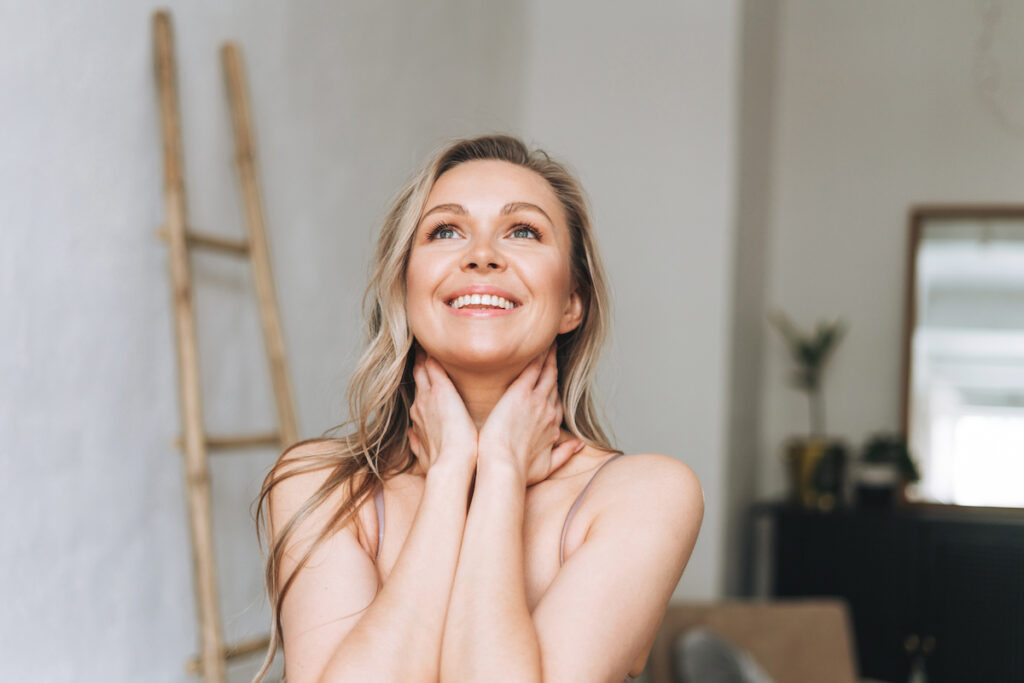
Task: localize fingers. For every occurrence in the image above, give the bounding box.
[413,349,458,393]
[423,354,455,390]
[514,353,545,389]
[513,341,557,392]
[535,342,559,394]
[412,347,430,391]
[407,426,423,457]
[550,438,585,472]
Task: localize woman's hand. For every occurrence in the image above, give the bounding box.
[477,342,584,486]
[408,347,479,477]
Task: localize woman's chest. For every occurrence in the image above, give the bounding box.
[356,463,648,679]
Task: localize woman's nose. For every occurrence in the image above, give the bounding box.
[460,236,506,271]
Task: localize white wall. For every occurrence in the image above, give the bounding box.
[519,0,741,599]
[0,1,527,680]
[757,0,1024,497]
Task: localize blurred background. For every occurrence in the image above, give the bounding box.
[3,1,1024,681]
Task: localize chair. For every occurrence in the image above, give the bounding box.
[646,599,861,683]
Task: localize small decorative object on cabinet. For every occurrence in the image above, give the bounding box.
[769,310,847,510]
[853,433,920,509]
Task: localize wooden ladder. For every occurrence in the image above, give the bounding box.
[152,10,298,682]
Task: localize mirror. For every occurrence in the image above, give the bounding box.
[902,206,1024,508]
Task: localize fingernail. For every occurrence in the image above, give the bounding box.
[574,441,585,453]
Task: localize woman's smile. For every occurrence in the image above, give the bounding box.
[444,285,521,316]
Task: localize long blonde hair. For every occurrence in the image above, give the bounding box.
[251,134,614,681]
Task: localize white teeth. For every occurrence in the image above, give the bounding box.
[448,294,518,310]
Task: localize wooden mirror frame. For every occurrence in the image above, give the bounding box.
[900,204,1024,512]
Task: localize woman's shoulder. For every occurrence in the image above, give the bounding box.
[557,448,704,580]
[267,438,380,551]
[587,450,704,521]
[271,439,352,504]
[596,450,701,490]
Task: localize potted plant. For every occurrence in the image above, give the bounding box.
[769,310,847,510]
[855,433,920,508]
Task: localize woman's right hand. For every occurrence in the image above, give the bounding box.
[408,347,478,476]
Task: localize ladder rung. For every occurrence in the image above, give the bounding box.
[185,634,270,675]
[158,226,251,255]
[174,432,281,451]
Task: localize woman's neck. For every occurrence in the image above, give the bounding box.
[406,359,592,481]
[444,364,523,429]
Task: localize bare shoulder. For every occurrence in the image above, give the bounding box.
[270,440,345,517]
[599,451,704,516]
[268,439,373,552]
[565,450,704,560]
[581,451,705,560]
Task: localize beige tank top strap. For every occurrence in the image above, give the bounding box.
[559,452,627,566]
[373,485,385,563]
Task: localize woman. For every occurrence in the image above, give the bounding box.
[253,135,703,683]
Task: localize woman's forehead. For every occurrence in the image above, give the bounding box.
[425,160,565,223]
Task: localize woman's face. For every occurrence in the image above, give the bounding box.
[405,159,583,373]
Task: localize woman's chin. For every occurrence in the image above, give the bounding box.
[427,344,544,374]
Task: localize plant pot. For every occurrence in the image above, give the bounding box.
[784,436,848,511]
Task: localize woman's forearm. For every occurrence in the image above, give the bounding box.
[317,461,473,683]
[439,458,541,682]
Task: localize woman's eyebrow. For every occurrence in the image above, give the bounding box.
[501,202,553,224]
[421,203,466,220]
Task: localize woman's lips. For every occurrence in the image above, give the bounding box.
[443,286,522,317]
[443,286,521,307]
[444,303,518,317]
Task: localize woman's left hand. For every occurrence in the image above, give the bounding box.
[477,342,584,486]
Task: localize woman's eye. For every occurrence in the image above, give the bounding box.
[428,225,458,240]
[511,225,540,239]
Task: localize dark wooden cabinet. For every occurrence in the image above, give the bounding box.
[755,505,1024,683]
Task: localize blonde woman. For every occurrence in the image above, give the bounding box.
[253,135,703,683]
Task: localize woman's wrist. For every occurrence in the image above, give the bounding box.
[425,452,477,487]
[475,452,527,490]
[476,437,517,464]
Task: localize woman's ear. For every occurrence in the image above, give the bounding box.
[558,289,584,334]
